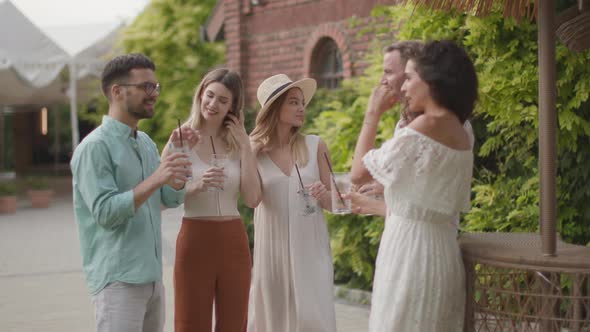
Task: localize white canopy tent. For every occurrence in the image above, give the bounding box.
[0,0,122,159]
[0,0,70,106]
[67,22,124,149]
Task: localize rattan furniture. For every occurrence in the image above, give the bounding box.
[460,233,590,331]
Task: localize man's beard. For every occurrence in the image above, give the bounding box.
[126,98,155,119]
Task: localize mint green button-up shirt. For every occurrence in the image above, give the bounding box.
[71,116,185,295]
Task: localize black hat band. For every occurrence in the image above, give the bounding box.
[264,82,292,105]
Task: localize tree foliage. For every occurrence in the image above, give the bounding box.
[122,0,224,149]
[306,5,590,289]
[80,0,224,150]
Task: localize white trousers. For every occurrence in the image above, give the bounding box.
[91,281,165,332]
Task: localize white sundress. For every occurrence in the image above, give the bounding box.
[248,135,337,332]
[363,127,473,332]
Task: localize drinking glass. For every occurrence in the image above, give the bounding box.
[330,172,351,214]
[168,142,193,183]
[297,187,318,217]
[207,153,227,192]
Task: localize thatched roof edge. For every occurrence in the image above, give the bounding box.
[390,0,538,21]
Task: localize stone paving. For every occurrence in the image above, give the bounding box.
[0,188,369,331]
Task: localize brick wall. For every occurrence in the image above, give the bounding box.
[221,0,397,107]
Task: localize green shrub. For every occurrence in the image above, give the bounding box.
[78,0,225,152]
[0,181,16,196]
[26,176,50,190]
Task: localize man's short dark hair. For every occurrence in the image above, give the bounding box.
[101,53,156,98]
[384,40,424,66]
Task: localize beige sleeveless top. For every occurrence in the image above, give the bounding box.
[183,151,241,218]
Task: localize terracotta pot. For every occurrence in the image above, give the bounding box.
[0,195,17,214]
[28,190,53,208]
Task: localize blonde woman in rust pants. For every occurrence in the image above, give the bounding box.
[162,68,261,332]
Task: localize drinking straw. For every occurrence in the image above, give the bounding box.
[323,152,346,206]
[177,119,184,147]
[209,136,217,154]
[294,163,305,190]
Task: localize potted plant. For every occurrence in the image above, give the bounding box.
[0,181,17,214]
[26,176,53,208]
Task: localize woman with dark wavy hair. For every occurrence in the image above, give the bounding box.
[350,40,478,331]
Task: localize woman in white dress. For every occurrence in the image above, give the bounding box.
[248,74,337,332]
[349,119,474,220]
[350,40,478,331]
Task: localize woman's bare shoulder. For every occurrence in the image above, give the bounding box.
[407,115,471,151]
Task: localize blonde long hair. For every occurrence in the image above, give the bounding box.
[186,68,244,154]
[250,88,309,167]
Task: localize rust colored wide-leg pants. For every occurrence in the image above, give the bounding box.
[174,218,251,332]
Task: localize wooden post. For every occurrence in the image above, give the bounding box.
[539,0,557,257]
[538,0,559,329]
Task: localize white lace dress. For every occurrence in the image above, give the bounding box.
[248,135,337,332]
[363,127,473,331]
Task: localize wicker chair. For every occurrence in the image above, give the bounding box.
[460,233,590,331]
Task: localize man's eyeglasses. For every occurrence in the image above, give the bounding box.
[119,82,161,96]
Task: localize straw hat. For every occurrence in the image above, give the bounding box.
[256,74,317,118]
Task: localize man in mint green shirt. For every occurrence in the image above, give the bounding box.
[71,53,198,332]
